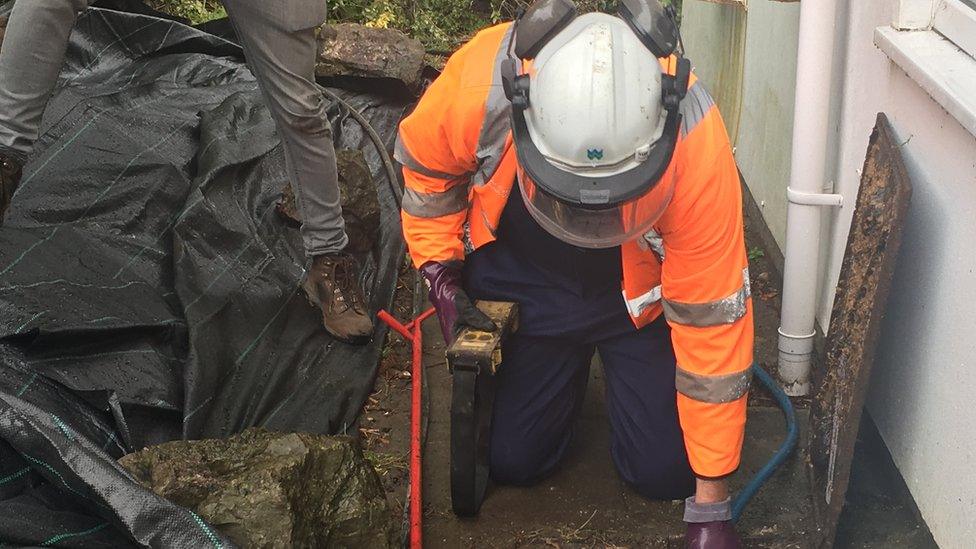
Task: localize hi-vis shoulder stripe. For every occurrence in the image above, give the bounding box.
[663,267,751,327]
[473,24,518,187]
[679,82,715,138]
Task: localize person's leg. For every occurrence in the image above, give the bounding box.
[0,0,91,163]
[220,1,372,342]
[599,317,696,500]
[489,333,593,485]
[220,0,346,255]
[0,0,91,223]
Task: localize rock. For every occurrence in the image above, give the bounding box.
[0,15,7,49]
[336,149,382,254]
[316,23,425,92]
[119,428,397,549]
[276,149,380,254]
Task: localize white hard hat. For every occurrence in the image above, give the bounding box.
[502,0,689,248]
[527,13,667,177]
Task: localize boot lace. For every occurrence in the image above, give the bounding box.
[327,254,367,314]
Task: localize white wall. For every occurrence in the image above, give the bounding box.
[684,0,976,546]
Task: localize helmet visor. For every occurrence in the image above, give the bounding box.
[517,166,675,249]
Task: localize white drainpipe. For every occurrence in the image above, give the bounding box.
[778,0,845,396]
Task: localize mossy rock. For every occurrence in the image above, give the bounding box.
[120,428,397,548]
[316,23,425,92]
[275,149,380,254]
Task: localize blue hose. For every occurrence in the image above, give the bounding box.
[731,363,800,522]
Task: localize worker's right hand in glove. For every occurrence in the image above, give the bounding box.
[419,261,496,345]
[685,521,741,549]
[684,496,741,549]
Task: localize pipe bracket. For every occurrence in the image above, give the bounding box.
[787,186,844,207]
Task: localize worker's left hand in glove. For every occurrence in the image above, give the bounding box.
[419,261,496,345]
[684,497,741,549]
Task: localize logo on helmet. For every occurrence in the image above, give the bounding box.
[586,149,604,161]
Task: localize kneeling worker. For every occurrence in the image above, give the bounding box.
[396,0,752,546]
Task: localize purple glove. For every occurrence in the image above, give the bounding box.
[685,521,741,549]
[419,261,496,344]
[684,497,741,549]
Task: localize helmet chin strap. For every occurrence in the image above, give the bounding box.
[500,58,529,110]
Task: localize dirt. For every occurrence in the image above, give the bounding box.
[741,198,813,411]
[358,256,421,534]
[834,414,937,548]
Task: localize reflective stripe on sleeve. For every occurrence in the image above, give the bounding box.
[676,364,753,403]
[663,267,751,327]
[624,285,662,318]
[402,185,469,218]
[395,135,467,181]
[642,229,665,260]
[679,82,715,138]
[472,25,517,187]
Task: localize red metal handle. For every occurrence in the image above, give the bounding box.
[378,307,436,549]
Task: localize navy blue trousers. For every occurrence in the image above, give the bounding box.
[465,232,696,501]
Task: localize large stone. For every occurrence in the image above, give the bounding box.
[119,428,397,549]
[316,23,425,92]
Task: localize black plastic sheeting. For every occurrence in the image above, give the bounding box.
[0,7,409,547]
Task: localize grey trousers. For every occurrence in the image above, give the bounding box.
[0,0,347,255]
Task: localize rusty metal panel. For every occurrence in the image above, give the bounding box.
[807,114,913,548]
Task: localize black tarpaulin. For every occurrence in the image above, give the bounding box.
[0,7,408,547]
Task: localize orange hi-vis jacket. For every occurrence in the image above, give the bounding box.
[395,23,753,478]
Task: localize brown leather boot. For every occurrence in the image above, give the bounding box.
[302,252,374,343]
[1,153,22,225]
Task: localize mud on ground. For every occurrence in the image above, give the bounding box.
[360,255,419,530]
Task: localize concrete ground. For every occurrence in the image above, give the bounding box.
[364,206,935,547]
[416,356,813,548]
